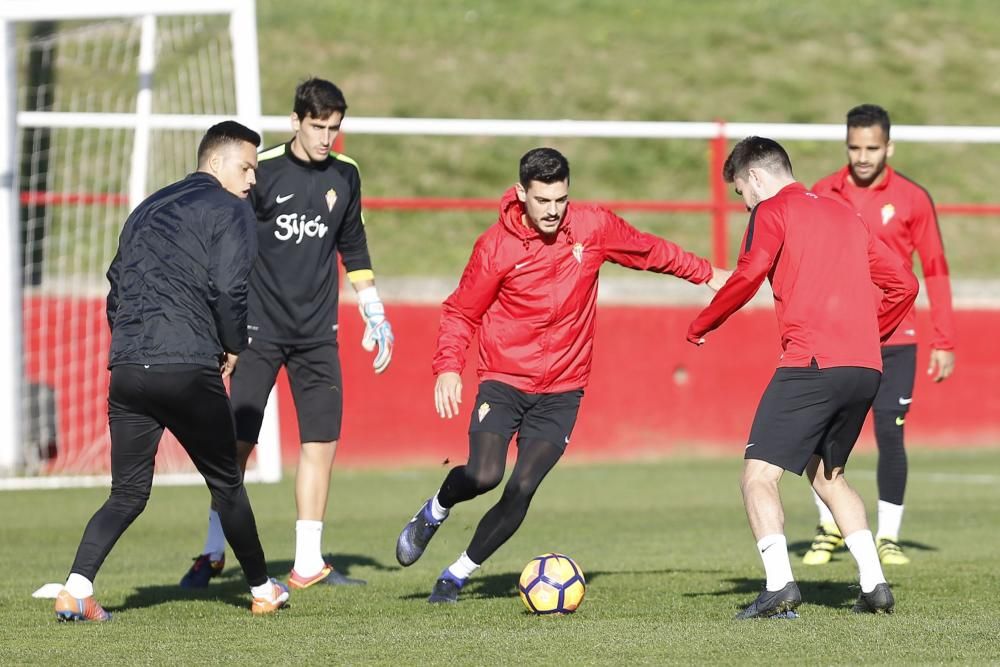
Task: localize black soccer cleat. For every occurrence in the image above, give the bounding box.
[735,581,802,620]
[427,576,462,604]
[179,553,225,588]
[852,582,895,614]
[396,499,445,566]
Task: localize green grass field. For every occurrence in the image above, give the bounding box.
[4,448,1000,665]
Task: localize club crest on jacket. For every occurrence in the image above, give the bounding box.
[572,243,584,264]
[881,203,895,225]
[325,188,337,212]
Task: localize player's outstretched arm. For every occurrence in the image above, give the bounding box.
[866,233,919,342]
[434,371,463,419]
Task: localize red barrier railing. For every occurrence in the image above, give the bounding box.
[20,128,1000,269]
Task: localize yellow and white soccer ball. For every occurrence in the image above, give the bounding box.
[518,553,586,614]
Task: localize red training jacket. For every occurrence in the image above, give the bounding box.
[433,186,713,393]
[813,165,955,350]
[687,183,918,371]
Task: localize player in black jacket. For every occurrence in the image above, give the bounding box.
[55,121,289,621]
[181,79,393,590]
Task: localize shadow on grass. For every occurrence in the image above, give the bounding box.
[108,552,389,613]
[262,552,395,579]
[690,577,905,613]
[110,580,250,613]
[400,568,725,601]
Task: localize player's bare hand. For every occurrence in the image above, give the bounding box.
[220,352,238,378]
[707,267,732,292]
[434,372,463,419]
[685,330,706,347]
[927,348,955,383]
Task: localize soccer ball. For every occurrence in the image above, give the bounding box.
[518,553,586,615]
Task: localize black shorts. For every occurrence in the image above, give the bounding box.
[468,380,584,449]
[230,339,343,444]
[872,344,917,415]
[745,363,881,475]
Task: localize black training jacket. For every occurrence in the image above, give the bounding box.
[106,171,258,368]
[246,143,372,344]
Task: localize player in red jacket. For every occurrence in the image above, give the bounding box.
[394,147,728,603]
[803,104,956,567]
[688,137,917,618]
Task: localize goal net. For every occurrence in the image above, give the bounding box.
[1,0,280,487]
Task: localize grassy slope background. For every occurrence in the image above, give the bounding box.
[252,0,1000,277]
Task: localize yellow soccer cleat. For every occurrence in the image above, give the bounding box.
[802,521,844,565]
[877,537,911,565]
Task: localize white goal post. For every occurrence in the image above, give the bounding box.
[0,0,281,487]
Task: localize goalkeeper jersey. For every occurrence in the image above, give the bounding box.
[247,143,372,344]
[812,165,955,350]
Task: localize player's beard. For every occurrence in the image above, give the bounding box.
[850,156,887,187]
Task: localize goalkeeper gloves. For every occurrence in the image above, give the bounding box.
[357,286,394,374]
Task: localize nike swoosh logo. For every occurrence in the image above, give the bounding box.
[898,397,913,405]
[515,262,530,270]
[276,193,294,203]
[896,416,906,426]
[745,443,755,450]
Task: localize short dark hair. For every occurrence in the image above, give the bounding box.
[293,77,348,120]
[722,136,793,183]
[197,120,261,165]
[519,147,570,187]
[846,103,891,139]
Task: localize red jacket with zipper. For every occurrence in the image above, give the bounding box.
[432,186,713,393]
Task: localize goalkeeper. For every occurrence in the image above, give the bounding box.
[181,78,393,590]
[394,147,727,603]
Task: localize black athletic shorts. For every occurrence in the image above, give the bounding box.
[468,380,584,449]
[745,361,881,475]
[230,339,343,444]
[872,344,917,415]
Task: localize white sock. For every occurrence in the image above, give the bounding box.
[844,529,886,593]
[203,510,226,560]
[250,579,275,600]
[756,534,794,591]
[445,551,480,582]
[812,489,836,526]
[430,493,450,522]
[876,500,904,541]
[64,573,94,599]
[293,520,325,577]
